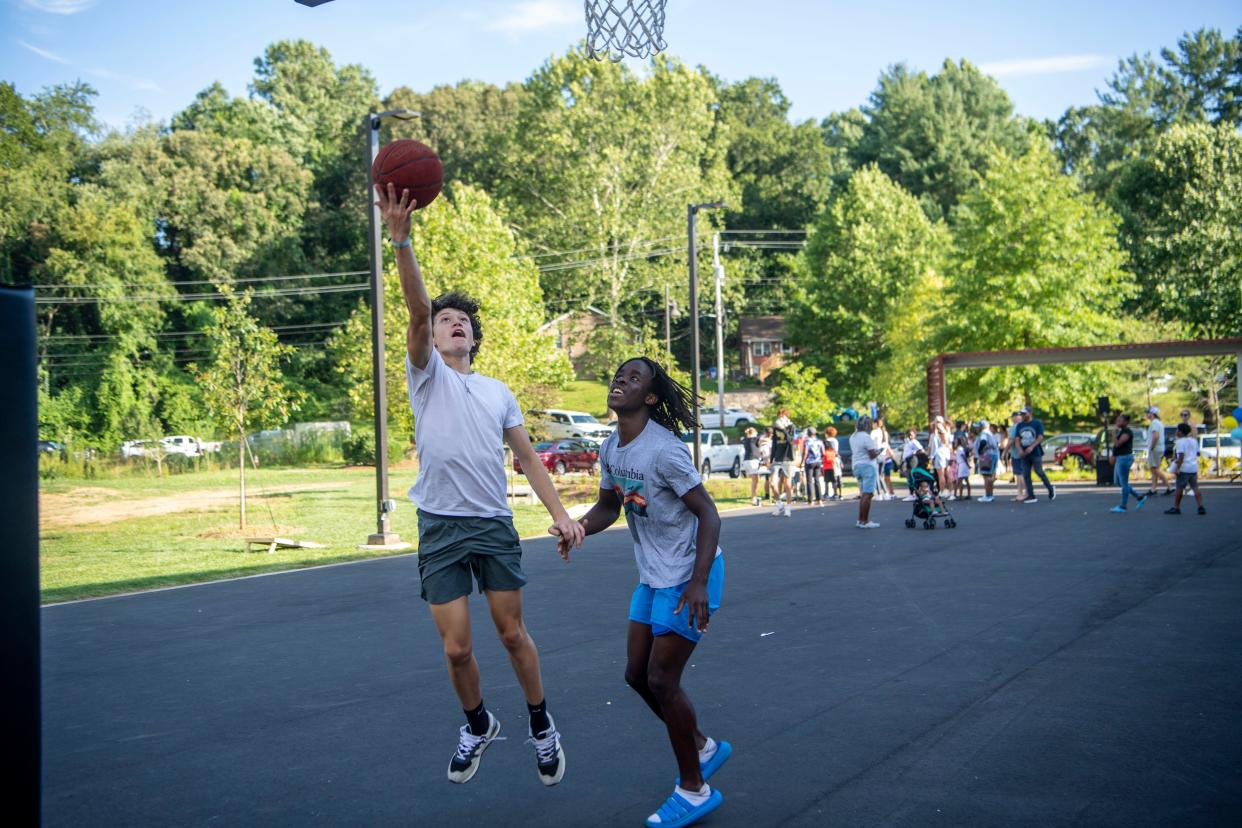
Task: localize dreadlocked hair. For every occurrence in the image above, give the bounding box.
[626,357,701,435]
[431,291,483,362]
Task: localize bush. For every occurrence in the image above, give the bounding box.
[343,428,411,466]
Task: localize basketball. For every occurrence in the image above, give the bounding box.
[371,139,443,210]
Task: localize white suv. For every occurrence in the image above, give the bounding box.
[532,409,615,441]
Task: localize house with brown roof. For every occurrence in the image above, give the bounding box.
[739,316,795,381]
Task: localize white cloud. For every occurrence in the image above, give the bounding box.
[17,39,69,63]
[484,0,579,33]
[979,54,1112,78]
[20,0,97,14]
[89,67,161,92]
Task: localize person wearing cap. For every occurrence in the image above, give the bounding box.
[1014,407,1056,503]
[1007,411,1029,502]
[1144,407,1173,496]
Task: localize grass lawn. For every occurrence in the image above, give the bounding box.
[39,465,754,604]
[554,379,612,419]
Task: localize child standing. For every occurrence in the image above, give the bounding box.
[953,436,972,500]
[565,357,730,828]
[1165,422,1207,515]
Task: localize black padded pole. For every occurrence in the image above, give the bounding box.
[0,285,40,824]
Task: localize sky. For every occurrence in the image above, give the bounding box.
[3,0,1241,131]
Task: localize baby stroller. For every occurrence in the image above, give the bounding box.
[904,465,957,529]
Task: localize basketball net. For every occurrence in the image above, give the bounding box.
[584,0,668,61]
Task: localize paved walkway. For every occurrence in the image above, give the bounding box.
[42,483,1242,826]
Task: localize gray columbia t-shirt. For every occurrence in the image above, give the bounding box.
[598,420,706,589]
[405,349,523,517]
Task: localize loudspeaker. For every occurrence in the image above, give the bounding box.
[1097,395,1111,417]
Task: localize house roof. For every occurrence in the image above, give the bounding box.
[738,316,786,341]
[537,305,640,334]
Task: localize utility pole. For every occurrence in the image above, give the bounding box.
[713,233,726,424]
[687,201,724,472]
[664,284,672,354]
[361,109,418,550]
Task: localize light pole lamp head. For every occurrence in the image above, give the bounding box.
[369,109,422,131]
[692,201,727,212]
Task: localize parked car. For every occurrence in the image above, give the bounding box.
[699,406,758,429]
[1199,433,1241,461]
[1045,433,1096,468]
[513,439,599,476]
[38,440,65,455]
[161,435,203,457]
[531,409,614,441]
[679,429,745,478]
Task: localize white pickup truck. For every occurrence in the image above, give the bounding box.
[680,429,745,478]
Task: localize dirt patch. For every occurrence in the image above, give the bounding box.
[40,482,343,530]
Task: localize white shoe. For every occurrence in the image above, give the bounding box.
[529,715,565,786]
[771,505,783,516]
[784,503,792,517]
[902,495,916,502]
[751,497,761,507]
[856,521,880,529]
[448,712,501,784]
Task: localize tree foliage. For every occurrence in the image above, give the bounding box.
[496,48,733,324]
[937,140,1131,417]
[789,166,946,403]
[764,362,836,426]
[851,60,1030,218]
[1115,123,1242,337]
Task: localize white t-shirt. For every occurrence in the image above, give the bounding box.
[901,438,924,462]
[405,349,524,517]
[1173,436,1198,474]
[850,430,878,471]
[1148,418,1164,454]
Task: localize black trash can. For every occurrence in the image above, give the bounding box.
[1095,457,1112,486]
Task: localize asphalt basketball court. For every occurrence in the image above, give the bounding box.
[42,482,1242,826]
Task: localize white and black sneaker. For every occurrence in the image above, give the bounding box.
[528,715,565,786]
[447,712,501,784]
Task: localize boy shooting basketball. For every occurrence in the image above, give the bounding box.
[557,357,730,828]
[378,183,582,785]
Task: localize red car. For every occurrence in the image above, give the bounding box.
[1047,433,1096,468]
[514,439,599,475]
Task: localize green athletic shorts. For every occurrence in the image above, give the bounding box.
[415,509,527,604]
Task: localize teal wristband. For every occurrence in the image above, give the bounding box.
[391,238,411,249]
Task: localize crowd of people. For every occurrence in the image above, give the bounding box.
[734,403,1212,528]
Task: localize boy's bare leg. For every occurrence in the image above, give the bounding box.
[484,588,544,705]
[429,596,481,708]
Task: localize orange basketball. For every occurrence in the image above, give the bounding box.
[371,139,442,210]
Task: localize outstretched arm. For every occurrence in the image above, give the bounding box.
[505,425,583,557]
[376,183,431,369]
[674,485,721,634]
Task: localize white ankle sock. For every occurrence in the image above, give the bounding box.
[698,737,717,763]
[676,784,711,806]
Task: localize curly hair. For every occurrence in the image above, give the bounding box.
[620,357,701,435]
[431,291,483,362]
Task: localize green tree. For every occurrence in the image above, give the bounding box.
[579,323,688,387]
[1114,122,1242,337]
[789,166,946,403]
[383,80,524,189]
[852,60,1030,218]
[1052,27,1242,195]
[497,48,733,324]
[329,184,572,434]
[937,139,1132,417]
[194,286,300,529]
[764,362,836,426]
[715,77,835,231]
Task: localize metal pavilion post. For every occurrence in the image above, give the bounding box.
[363,110,418,549]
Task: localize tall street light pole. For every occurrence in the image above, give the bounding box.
[363,109,418,549]
[713,233,726,422]
[687,201,724,472]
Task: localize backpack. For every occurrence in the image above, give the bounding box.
[978,450,995,474]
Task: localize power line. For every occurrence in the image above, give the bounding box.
[34,270,369,292]
[35,282,369,305]
[41,320,350,344]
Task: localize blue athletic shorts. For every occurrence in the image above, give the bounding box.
[629,555,725,643]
